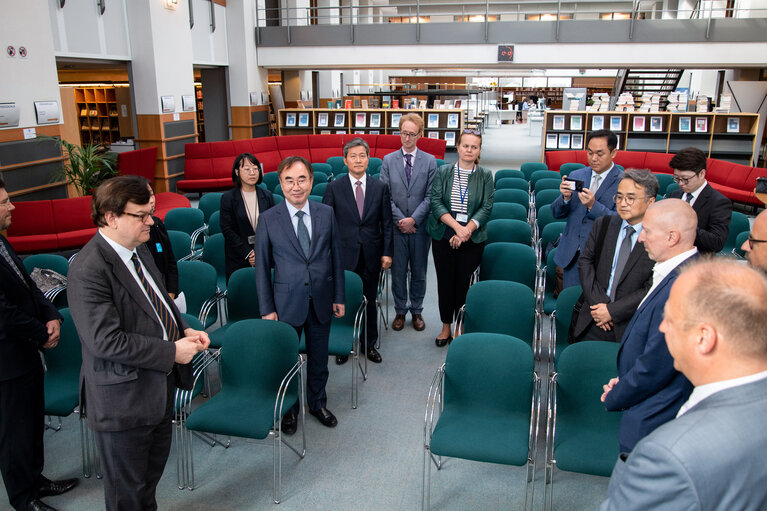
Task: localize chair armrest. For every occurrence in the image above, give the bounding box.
[199,292,225,328]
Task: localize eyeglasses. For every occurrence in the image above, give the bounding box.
[400,131,419,139]
[672,171,702,185]
[240,166,260,174]
[613,194,648,206]
[122,211,153,223]
[747,237,767,249]
[462,128,481,135]
[282,177,310,188]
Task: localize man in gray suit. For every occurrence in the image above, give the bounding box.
[599,258,767,510]
[380,113,437,332]
[68,176,210,511]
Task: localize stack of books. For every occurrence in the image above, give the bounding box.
[614,92,636,112]
[696,95,710,112]
[587,93,610,112]
[666,92,688,112]
[714,93,732,113]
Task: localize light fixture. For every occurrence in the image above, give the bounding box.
[165,0,178,10]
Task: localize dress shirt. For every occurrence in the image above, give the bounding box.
[285,200,312,240]
[606,220,643,297]
[402,147,418,167]
[563,163,615,204]
[677,369,767,417]
[99,230,173,340]
[348,172,367,197]
[682,179,707,206]
[639,247,698,307]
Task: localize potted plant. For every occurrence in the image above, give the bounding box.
[49,138,119,196]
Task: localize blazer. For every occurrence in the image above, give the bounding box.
[379,148,437,234]
[322,174,393,273]
[146,215,178,295]
[574,214,654,342]
[551,164,624,269]
[220,186,275,279]
[604,253,697,452]
[599,376,767,511]
[667,183,732,253]
[426,163,495,244]
[0,234,62,382]
[67,234,192,432]
[254,200,345,326]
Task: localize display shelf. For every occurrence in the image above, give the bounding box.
[75,86,123,145]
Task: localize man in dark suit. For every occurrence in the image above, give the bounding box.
[255,156,345,434]
[743,209,767,273]
[573,169,657,343]
[666,147,732,254]
[0,177,78,511]
[600,259,767,510]
[601,199,697,453]
[552,130,624,288]
[68,176,209,511]
[380,113,437,332]
[323,138,393,365]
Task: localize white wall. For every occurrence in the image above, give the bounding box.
[1,0,61,129]
[227,0,268,107]
[48,0,131,60]
[191,0,229,65]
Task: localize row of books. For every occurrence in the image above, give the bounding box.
[285,112,460,129]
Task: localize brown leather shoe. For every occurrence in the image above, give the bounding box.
[392,314,406,331]
[412,314,426,331]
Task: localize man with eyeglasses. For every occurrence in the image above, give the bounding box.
[380,113,437,333]
[743,209,767,273]
[666,147,732,254]
[552,129,624,288]
[68,176,210,510]
[572,169,658,343]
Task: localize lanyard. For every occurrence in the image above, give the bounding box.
[455,163,475,205]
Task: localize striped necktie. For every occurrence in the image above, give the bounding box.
[131,253,179,342]
[0,240,29,289]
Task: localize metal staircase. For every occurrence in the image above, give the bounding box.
[613,69,684,107]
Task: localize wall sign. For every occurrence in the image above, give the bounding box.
[0,102,20,127]
[34,101,60,124]
[161,95,175,113]
[497,45,514,62]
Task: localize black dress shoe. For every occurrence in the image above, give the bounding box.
[309,407,338,428]
[281,412,297,435]
[367,346,382,363]
[435,335,452,347]
[336,355,349,365]
[38,477,78,497]
[27,499,58,511]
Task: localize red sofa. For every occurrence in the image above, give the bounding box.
[117,147,191,212]
[178,134,448,193]
[545,150,767,206]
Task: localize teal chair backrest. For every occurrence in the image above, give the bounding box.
[326,156,346,175]
[312,182,328,196]
[167,230,192,261]
[23,253,69,277]
[435,159,446,167]
[554,285,583,360]
[178,260,218,325]
[530,170,561,188]
[495,169,525,182]
[733,231,749,257]
[201,233,226,290]
[486,219,532,246]
[493,189,530,211]
[207,210,221,236]
[336,270,364,328]
[725,212,751,253]
[312,170,329,184]
[520,162,549,181]
[164,208,205,236]
[308,195,324,202]
[536,189,561,210]
[311,164,332,180]
[541,222,566,253]
[653,173,675,193]
[181,312,204,331]
[368,158,383,173]
[273,184,284,197]
[534,178,562,194]
[495,177,529,192]
[262,172,280,192]
[273,194,284,205]
[537,205,558,231]
[464,281,536,346]
[665,182,680,195]
[198,192,223,222]
[489,202,527,222]
[225,268,260,323]
[559,162,586,176]
[479,242,537,290]
[44,308,81,386]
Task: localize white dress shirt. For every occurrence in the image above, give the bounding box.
[606,220,643,297]
[285,200,312,240]
[349,172,367,197]
[402,147,418,167]
[638,248,698,308]
[677,369,767,417]
[681,180,707,206]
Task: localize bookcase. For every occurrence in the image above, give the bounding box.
[195,84,205,142]
[75,86,122,145]
[542,110,760,166]
[279,108,464,148]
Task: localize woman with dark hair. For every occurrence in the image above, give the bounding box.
[426,129,494,347]
[144,183,178,297]
[220,153,275,280]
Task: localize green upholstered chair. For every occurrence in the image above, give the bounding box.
[273,184,284,197]
[493,189,530,211]
[653,173,675,194]
[165,208,206,251]
[535,189,561,211]
[530,170,561,189]
[543,341,622,511]
[534,178,562,194]
[423,333,539,511]
[723,211,751,254]
[520,162,549,181]
[536,205,559,232]
[197,192,223,223]
[665,181,680,195]
[311,164,331,182]
[308,194,324,202]
[207,210,221,236]
[312,170,329,184]
[486,218,533,246]
[540,248,558,315]
[326,156,346,176]
[273,194,284,205]
[311,182,328,196]
[495,169,525,182]
[177,260,221,329]
[208,268,260,349]
[496,177,530,192]
[549,285,583,369]
[559,162,586,177]
[201,233,227,293]
[733,231,749,258]
[332,172,348,182]
[167,230,196,262]
[479,242,537,292]
[537,222,566,268]
[489,202,528,222]
[184,320,305,503]
[367,157,383,174]
[262,171,280,192]
[22,253,70,307]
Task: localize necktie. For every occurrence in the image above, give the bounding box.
[685,193,694,203]
[404,153,413,184]
[610,226,636,301]
[355,180,364,218]
[295,210,311,258]
[591,174,602,194]
[130,253,179,342]
[0,240,29,289]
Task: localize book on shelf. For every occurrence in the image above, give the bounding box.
[610,116,622,131]
[569,115,582,131]
[361,100,369,109]
[552,115,565,130]
[444,131,455,147]
[354,130,365,134]
[320,130,331,135]
[355,113,366,128]
[285,113,296,127]
[591,115,605,130]
[298,113,310,127]
[382,96,390,108]
[727,117,740,133]
[558,133,571,149]
[334,113,345,127]
[335,130,346,134]
[696,95,710,113]
[571,133,584,150]
[369,130,380,135]
[546,133,559,149]
[418,100,427,109]
[678,116,692,132]
[428,132,439,139]
[344,99,353,109]
[632,116,645,132]
[391,113,402,128]
[392,100,400,109]
[695,117,708,133]
[715,94,733,113]
[369,113,381,128]
[317,113,329,127]
[447,113,459,129]
[650,116,663,132]
[427,113,439,129]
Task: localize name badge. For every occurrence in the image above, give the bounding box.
[155,243,163,253]
[248,235,256,245]
[455,213,469,224]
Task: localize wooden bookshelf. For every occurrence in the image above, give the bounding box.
[74,86,122,145]
[195,84,205,142]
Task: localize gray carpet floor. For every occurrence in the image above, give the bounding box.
[1,124,611,510]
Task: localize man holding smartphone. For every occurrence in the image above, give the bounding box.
[551,129,624,288]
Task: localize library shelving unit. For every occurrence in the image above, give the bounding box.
[75,86,121,145]
[541,110,760,166]
[195,84,205,142]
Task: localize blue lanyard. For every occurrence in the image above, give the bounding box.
[455,164,475,205]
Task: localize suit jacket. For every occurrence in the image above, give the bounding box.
[220,186,275,279]
[667,183,732,253]
[551,165,624,269]
[574,214,654,342]
[604,253,697,452]
[322,174,393,273]
[379,148,437,235]
[599,376,767,511]
[67,233,192,432]
[0,234,62,381]
[146,215,178,295]
[254,200,345,326]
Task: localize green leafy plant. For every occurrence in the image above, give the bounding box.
[48,137,119,196]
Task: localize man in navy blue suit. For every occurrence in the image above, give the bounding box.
[601,199,697,453]
[552,130,624,288]
[255,156,345,434]
[323,138,393,365]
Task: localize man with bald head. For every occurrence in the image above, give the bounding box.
[743,209,767,273]
[599,259,767,510]
[601,199,697,453]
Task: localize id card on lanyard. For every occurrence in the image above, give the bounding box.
[455,163,474,224]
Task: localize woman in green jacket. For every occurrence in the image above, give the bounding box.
[426,129,494,347]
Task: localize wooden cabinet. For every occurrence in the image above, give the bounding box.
[74,86,123,145]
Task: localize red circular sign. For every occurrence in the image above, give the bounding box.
[18,47,27,58]
[6,46,15,57]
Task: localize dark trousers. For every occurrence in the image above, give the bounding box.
[290,300,331,413]
[580,321,618,342]
[353,249,380,351]
[0,365,45,510]
[94,377,175,511]
[432,238,485,325]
